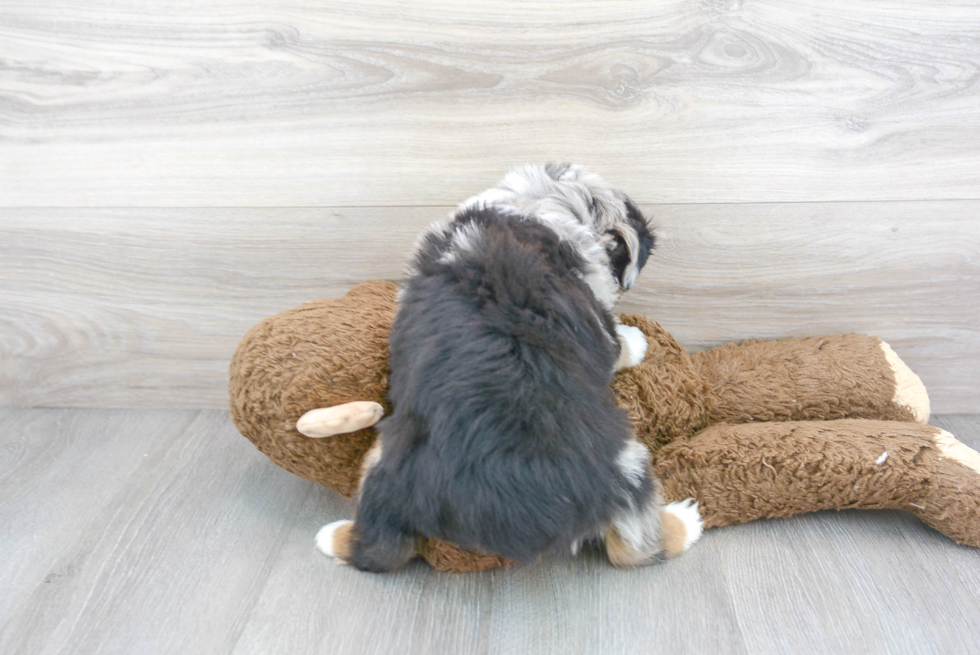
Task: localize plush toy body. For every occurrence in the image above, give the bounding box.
[229,281,980,572]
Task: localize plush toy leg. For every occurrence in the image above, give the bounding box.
[416,538,512,573]
[690,335,929,425]
[653,419,980,548]
[879,341,930,422]
[912,429,980,546]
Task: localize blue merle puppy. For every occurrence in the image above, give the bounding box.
[317,164,702,571]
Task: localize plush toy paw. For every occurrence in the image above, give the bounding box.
[661,499,704,558]
[316,520,355,562]
[616,324,649,369]
[879,341,930,423]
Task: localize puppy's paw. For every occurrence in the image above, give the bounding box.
[660,499,704,558]
[315,520,355,562]
[616,324,648,368]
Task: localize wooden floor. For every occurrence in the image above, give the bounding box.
[1,409,978,654]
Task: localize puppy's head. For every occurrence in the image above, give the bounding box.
[542,164,655,291]
[461,163,655,297]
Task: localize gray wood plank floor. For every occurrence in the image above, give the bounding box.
[2,409,978,654]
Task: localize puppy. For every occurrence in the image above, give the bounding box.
[317,164,702,572]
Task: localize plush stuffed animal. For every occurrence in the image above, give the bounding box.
[229,281,980,572]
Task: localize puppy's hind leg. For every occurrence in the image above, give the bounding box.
[605,440,704,567]
[315,490,417,572]
[316,514,417,573]
[315,440,417,572]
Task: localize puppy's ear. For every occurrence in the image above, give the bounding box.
[603,202,655,290]
[621,201,655,288]
[603,228,636,289]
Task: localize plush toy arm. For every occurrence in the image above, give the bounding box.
[296,402,384,437]
[653,419,980,548]
[690,335,929,426]
[228,281,400,498]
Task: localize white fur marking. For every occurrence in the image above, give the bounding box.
[616,324,648,367]
[663,499,704,551]
[452,222,482,252]
[315,520,352,559]
[616,439,650,489]
[611,507,650,550]
[610,486,665,556]
[436,219,485,264]
[876,451,889,465]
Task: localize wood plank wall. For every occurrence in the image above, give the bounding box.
[1,1,978,410]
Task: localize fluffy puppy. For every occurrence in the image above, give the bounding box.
[317,164,702,572]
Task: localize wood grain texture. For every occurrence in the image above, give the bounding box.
[1,203,976,411]
[0,409,199,620]
[0,409,313,655]
[2,0,980,206]
[233,486,745,655]
[1,409,978,654]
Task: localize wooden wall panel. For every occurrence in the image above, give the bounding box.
[2,0,980,206]
[1,203,976,411]
[1,1,977,409]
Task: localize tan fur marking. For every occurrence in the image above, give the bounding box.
[331,522,356,561]
[660,511,689,558]
[358,440,383,495]
[361,440,382,476]
[605,524,664,568]
[605,526,644,568]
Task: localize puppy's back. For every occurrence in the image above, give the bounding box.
[370,208,636,561]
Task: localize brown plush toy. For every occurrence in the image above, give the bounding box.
[229,281,980,572]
